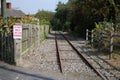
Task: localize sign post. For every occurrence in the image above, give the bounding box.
[13,25,22,65]
[1,0,7,24]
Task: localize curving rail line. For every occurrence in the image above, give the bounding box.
[55,31,64,73]
[55,31,107,80]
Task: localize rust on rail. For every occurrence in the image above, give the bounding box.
[55,32,64,73]
[59,31,107,80]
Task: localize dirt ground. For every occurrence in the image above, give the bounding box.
[107,54,120,68]
[99,53,120,69]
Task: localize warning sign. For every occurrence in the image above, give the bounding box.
[13,25,22,39]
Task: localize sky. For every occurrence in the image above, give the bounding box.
[5,0,68,14]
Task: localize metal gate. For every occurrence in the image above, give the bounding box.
[0,27,15,64]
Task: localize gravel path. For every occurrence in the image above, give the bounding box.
[0,61,55,80]
[19,31,102,80]
[21,31,59,73]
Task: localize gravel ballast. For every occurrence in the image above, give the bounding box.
[20,31,102,80]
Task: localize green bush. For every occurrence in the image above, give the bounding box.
[93,22,114,48]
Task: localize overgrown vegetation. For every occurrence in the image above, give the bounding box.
[50,0,120,58]
[51,0,120,37]
[0,15,39,28]
[35,10,55,30]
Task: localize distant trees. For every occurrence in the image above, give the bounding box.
[51,0,120,37]
[34,0,120,36]
[35,10,55,25]
[51,2,68,30]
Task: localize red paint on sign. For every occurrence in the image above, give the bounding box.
[13,25,22,39]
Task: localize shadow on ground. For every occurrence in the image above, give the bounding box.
[0,62,54,80]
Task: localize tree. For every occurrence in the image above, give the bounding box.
[51,1,68,30]
[35,10,55,25]
[66,0,111,36]
[51,0,119,36]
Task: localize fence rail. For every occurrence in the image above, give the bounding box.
[0,24,49,64]
[86,29,120,59]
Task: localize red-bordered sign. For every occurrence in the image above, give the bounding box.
[13,25,22,39]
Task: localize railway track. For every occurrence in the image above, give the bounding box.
[70,39,120,80]
[55,31,120,80]
[21,31,119,80]
[55,31,102,80]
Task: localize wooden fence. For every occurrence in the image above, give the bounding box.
[86,29,120,59]
[0,24,49,64]
[21,24,49,55]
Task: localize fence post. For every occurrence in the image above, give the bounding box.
[13,24,22,65]
[98,32,102,51]
[109,31,113,60]
[38,25,40,45]
[91,30,94,47]
[29,24,32,53]
[14,39,22,65]
[86,29,88,44]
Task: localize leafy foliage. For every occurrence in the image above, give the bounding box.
[0,15,39,28]
[51,2,68,30]
[51,0,120,37]
[35,10,55,25]
[93,22,114,47]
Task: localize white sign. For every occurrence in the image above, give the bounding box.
[13,25,22,39]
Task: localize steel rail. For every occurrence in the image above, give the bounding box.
[59,31,107,80]
[55,31,64,73]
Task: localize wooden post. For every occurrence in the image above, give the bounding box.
[86,29,88,44]
[38,25,40,46]
[13,25,22,65]
[91,30,94,47]
[109,32,113,60]
[14,39,22,65]
[44,25,46,39]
